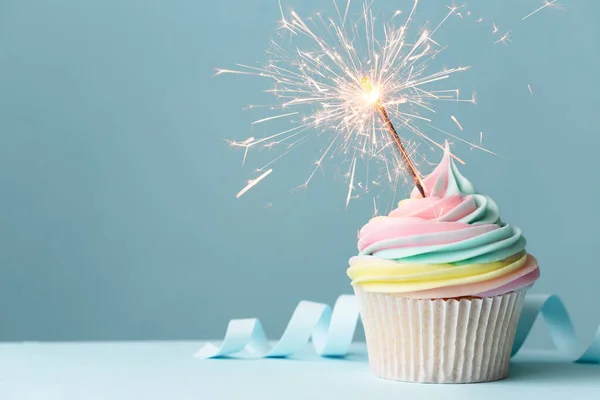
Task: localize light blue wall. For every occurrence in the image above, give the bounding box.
[0,0,599,342]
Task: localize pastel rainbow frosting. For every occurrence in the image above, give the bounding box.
[347,146,540,298]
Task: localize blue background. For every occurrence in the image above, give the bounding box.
[0,0,598,344]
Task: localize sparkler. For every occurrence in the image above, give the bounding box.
[219,0,477,201]
[522,0,561,21]
[236,169,273,199]
[360,76,425,197]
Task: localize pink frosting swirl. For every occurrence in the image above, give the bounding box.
[349,145,540,298]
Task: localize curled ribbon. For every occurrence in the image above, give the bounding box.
[195,293,600,363]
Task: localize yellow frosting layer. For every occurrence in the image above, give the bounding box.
[347,251,527,293]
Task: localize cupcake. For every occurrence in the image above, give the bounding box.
[347,146,540,383]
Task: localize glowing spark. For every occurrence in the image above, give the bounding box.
[450,115,463,131]
[346,157,357,208]
[372,197,379,216]
[495,30,512,45]
[252,112,299,125]
[476,18,483,23]
[220,1,475,201]
[522,0,559,20]
[479,131,483,144]
[228,137,255,147]
[228,136,255,166]
[528,84,533,94]
[333,0,351,27]
[430,125,501,158]
[236,169,273,198]
[492,23,499,33]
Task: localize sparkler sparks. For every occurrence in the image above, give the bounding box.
[221,0,478,201]
[450,115,463,131]
[495,30,513,45]
[346,157,357,208]
[236,169,273,198]
[522,0,562,21]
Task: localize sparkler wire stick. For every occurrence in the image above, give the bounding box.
[221,1,483,201]
[376,103,426,198]
[361,77,426,198]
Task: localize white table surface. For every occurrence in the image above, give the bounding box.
[1,341,599,399]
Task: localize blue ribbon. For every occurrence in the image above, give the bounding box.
[195,294,600,363]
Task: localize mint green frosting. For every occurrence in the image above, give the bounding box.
[359,147,526,265]
[444,154,501,226]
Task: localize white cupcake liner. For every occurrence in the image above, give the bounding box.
[354,287,526,383]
